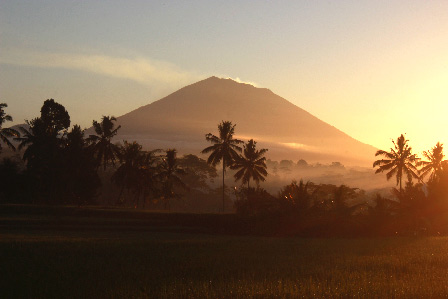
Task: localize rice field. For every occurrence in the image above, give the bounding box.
[2,206,448,298]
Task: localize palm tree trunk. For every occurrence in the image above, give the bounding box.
[222,159,225,213]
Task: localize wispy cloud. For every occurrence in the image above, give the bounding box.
[0,49,203,86]
[225,77,258,87]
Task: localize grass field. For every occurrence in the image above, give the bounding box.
[2,205,448,298]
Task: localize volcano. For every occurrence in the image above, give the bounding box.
[114,76,376,166]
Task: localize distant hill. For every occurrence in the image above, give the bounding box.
[113,76,376,166]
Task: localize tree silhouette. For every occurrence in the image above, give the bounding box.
[201,121,243,212]
[178,154,217,191]
[88,116,121,170]
[158,149,187,210]
[0,103,20,152]
[137,149,162,209]
[64,125,100,206]
[231,139,268,188]
[113,141,143,205]
[373,134,419,192]
[279,179,313,210]
[15,100,71,203]
[112,141,160,207]
[15,118,46,168]
[40,99,70,135]
[418,142,446,183]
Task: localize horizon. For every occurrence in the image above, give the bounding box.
[2,1,448,155]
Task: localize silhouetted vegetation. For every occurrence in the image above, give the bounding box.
[202,121,243,211]
[158,149,188,210]
[373,134,419,192]
[3,100,448,237]
[231,139,268,188]
[88,116,121,170]
[0,103,20,152]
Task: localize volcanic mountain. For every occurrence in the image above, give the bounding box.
[115,76,376,166]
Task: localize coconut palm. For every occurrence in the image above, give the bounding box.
[64,125,100,205]
[231,139,268,188]
[112,141,161,207]
[15,100,72,203]
[15,118,48,169]
[373,134,419,192]
[137,149,162,209]
[0,103,20,152]
[88,116,121,170]
[418,142,446,183]
[112,141,144,205]
[201,121,243,212]
[158,149,187,210]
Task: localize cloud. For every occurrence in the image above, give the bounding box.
[0,49,203,86]
[225,77,258,87]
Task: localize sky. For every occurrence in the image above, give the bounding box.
[1,0,448,155]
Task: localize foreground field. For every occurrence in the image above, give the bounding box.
[2,206,448,298]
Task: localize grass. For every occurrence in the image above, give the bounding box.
[2,205,448,298]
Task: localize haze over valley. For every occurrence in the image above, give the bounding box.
[113,76,377,166]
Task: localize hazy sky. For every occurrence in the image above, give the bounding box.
[1,1,448,154]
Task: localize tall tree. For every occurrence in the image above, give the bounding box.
[14,100,71,203]
[231,139,268,188]
[137,149,162,209]
[15,118,47,169]
[158,149,187,210]
[418,142,446,183]
[0,103,20,152]
[112,141,147,205]
[373,134,419,192]
[88,116,121,170]
[201,121,243,212]
[40,99,70,135]
[64,125,100,206]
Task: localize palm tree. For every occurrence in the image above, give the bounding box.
[279,179,313,210]
[158,149,187,210]
[418,142,446,183]
[138,149,162,209]
[15,118,47,169]
[373,134,419,192]
[0,103,20,152]
[201,121,243,212]
[64,125,100,206]
[231,139,268,189]
[112,141,161,208]
[15,117,67,203]
[112,141,144,205]
[88,116,121,170]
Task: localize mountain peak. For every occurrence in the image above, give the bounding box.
[201,76,257,88]
[115,77,376,166]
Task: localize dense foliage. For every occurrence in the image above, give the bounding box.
[2,100,448,236]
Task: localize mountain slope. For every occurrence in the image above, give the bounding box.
[115,76,376,166]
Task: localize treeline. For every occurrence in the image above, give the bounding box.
[231,134,448,236]
[2,100,448,236]
[0,100,218,209]
[0,100,269,211]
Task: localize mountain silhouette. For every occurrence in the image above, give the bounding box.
[115,76,376,166]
